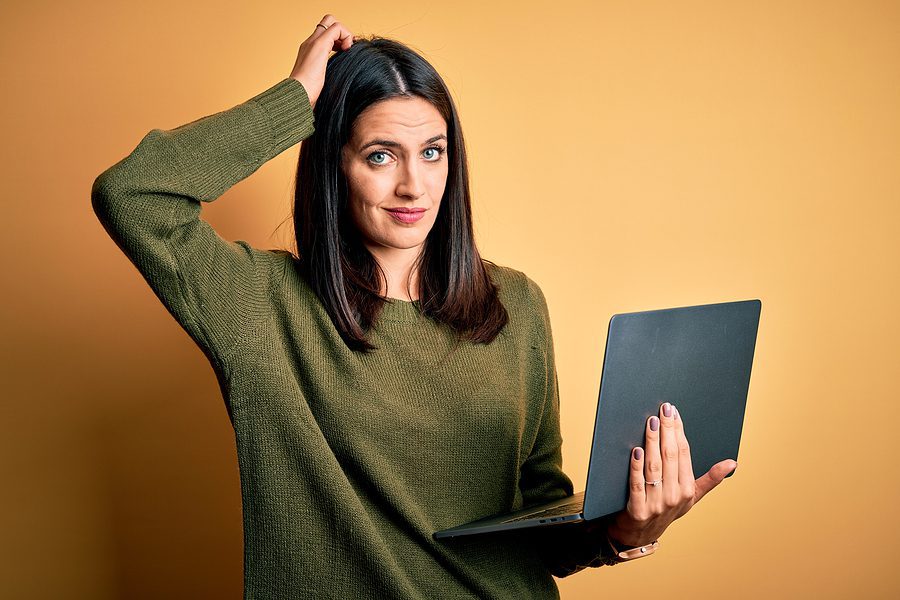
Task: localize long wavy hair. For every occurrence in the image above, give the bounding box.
[292,36,508,352]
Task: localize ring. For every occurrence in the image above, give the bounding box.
[646,479,662,486]
[316,23,329,30]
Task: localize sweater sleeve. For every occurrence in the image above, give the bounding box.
[519,275,618,577]
[91,77,314,365]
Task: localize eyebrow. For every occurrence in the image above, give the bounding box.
[359,134,447,151]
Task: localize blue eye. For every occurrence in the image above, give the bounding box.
[424,145,448,161]
[368,151,388,165]
[365,145,447,166]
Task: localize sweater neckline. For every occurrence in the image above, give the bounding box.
[378,297,425,323]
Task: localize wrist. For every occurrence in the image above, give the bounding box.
[604,519,639,549]
[600,519,660,564]
[607,528,649,550]
[604,528,660,564]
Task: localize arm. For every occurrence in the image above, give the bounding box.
[521,277,740,575]
[91,77,314,364]
[518,276,619,577]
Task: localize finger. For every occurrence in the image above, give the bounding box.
[693,459,738,504]
[313,16,354,52]
[673,405,695,501]
[627,447,647,518]
[335,25,354,51]
[326,22,354,52]
[312,14,337,37]
[659,402,680,509]
[644,413,662,510]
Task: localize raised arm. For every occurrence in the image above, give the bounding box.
[91,77,315,365]
[91,17,354,367]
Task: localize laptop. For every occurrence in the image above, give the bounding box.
[433,298,762,539]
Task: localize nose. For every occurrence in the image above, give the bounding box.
[395,157,425,200]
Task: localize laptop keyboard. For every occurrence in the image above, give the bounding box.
[502,499,584,523]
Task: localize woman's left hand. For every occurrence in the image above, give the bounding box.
[587,402,738,548]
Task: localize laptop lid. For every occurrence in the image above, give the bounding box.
[582,299,761,520]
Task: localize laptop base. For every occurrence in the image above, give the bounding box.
[433,491,587,539]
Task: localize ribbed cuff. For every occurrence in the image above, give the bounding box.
[248,77,316,156]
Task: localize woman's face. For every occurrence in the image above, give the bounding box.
[341,96,449,265]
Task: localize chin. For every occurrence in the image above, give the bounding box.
[389,238,428,250]
[372,234,429,251]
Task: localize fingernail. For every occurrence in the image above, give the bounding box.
[663,403,672,417]
[674,406,679,420]
[649,416,659,431]
[633,447,643,460]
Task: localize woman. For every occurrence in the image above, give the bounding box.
[91,14,738,599]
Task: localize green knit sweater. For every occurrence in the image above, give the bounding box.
[91,77,614,599]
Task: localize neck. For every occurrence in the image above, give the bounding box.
[367,245,422,301]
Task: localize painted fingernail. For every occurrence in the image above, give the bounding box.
[649,416,659,431]
[633,447,643,460]
[663,403,673,417]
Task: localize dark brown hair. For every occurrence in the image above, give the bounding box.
[292,36,507,352]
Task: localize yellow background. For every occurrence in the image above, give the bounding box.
[2,1,897,598]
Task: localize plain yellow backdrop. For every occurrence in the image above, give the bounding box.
[1,1,897,598]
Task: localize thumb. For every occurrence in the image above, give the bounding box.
[693,459,738,504]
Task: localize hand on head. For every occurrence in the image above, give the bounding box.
[289,14,356,109]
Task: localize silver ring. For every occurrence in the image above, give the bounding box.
[646,479,663,486]
[316,23,329,30]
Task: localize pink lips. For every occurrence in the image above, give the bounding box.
[385,207,426,224]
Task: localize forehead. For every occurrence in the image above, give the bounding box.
[350,96,446,141]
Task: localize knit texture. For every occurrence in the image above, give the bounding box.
[91,77,614,599]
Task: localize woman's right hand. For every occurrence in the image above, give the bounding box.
[289,14,355,109]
